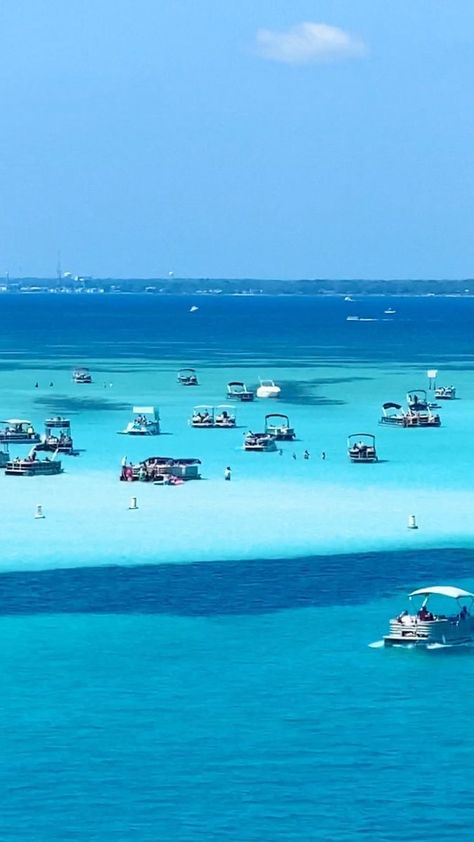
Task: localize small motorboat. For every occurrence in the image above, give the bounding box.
[178,368,199,386]
[435,385,456,400]
[347,433,378,462]
[243,431,277,452]
[264,413,295,441]
[5,446,63,476]
[226,381,254,402]
[0,419,41,444]
[383,586,474,648]
[38,417,75,454]
[190,406,214,428]
[256,379,281,399]
[73,367,92,384]
[120,406,160,436]
[384,307,396,315]
[214,405,236,428]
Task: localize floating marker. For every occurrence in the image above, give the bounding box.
[35,504,45,519]
[129,496,138,510]
[408,514,418,530]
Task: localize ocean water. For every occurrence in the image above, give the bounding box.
[1,293,474,840]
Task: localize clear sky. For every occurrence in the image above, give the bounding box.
[1,0,473,280]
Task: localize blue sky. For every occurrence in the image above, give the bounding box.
[1,0,473,279]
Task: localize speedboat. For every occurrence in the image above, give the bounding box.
[256,379,281,399]
[0,419,41,444]
[226,381,254,402]
[264,413,295,441]
[347,433,378,462]
[121,406,160,436]
[383,586,474,648]
[178,368,199,386]
[435,385,456,400]
[73,367,92,384]
[243,431,277,452]
[384,307,396,315]
[214,405,236,428]
[190,406,214,428]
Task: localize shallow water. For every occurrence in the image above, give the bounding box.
[1,293,474,839]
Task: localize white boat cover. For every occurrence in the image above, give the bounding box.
[409,586,474,599]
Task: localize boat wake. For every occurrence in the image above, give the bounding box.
[368,640,384,648]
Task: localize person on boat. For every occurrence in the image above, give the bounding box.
[397,609,408,623]
[460,605,470,619]
[418,605,434,621]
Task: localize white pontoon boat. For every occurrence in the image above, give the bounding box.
[383,586,474,648]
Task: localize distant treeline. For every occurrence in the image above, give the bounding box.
[4,277,474,295]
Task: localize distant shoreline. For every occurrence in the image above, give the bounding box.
[1,277,474,297]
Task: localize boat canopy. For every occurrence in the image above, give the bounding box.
[382,402,402,410]
[409,586,474,600]
[265,413,289,422]
[348,432,375,442]
[132,406,156,414]
[2,419,32,425]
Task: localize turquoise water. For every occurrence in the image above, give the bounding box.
[1,294,474,839]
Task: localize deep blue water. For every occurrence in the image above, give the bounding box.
[2,294,474,840]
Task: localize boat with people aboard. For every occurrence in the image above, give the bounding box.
[120,456,201,483]
[380,402,441,427]
[256,379,281,399]
[177,368,199,386]
[37,417,75,454]
[383,586,474,648]
[190,406,214,427]
[0,419,41,444]
[406,389,429,411]
[73,367,92,384]
[243,431,277,452]
[226,381,254,401]
[264,413,295,441]
[347,433,378,462]
[435,385,456,400]
[214,405,236,428]
[120,406,160,436]
[4,446,63,476]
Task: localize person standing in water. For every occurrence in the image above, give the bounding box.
[224,466,231,481]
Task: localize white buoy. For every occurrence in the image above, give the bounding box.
[35,504,45,519]
[408,514,418,530]
[129,496,138,510]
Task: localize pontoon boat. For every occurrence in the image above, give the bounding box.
[120,456,201,482]
[226,381,254,402]
[38,417,75,454]
[383,586,474,648]
[435,385,456,400]
[190,406,214,427]
[178,368,199,386]
[5,446,63,476]
[406,390,429,411]
[256,379,281,399]
[243,431,277,452]
[264,413,295,440]
[73,367,92,384]
[0,419,41,444]
[380,402,441,428]
[347,433,378,462]
[121,406,160,436]
[214,405,236,428]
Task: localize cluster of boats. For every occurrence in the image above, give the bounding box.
[0,416,77,476]
[380,389,442,427]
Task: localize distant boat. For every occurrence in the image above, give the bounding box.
[384,307,396,315]
[190,305,199,312]
[344,296,353,302]
[346,316,359,321]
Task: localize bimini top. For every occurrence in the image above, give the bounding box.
[409,586,474,600]
[1,418,32,425]
[383,402,402,410]
[132,406,156,414]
